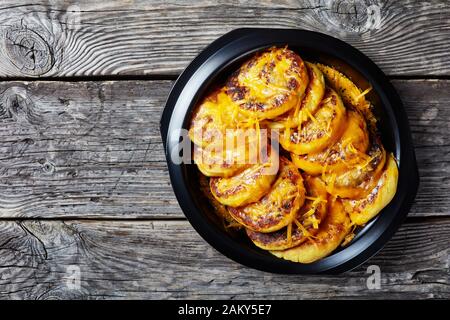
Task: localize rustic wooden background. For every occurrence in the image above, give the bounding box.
[0,0,449,299]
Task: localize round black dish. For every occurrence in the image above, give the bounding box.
[160,28,419,274]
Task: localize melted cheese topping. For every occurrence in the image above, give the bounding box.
[269,62,326,129]
[228,47,309,120]
[271,199,352,264]
[188,48,398,264]
[291,110,370,175]
[342,154,398,226]
[316,63,377,128]
[210,145,279,207]
[280,87,347,155]
[227,158,305,233]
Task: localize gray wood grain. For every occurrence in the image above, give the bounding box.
[0,80,175,218]
[0,0,448,301]
[0,0,449,77]
[0,79,449,218]
[0,218,448,299]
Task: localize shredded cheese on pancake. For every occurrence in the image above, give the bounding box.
[191,50,398,264]
[328,173,337,194]
[355,86,372,103]
[287,222,293,244]
[293,218,316,239]
[305,109,320,126]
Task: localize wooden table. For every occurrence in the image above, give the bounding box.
[0,0,448,299]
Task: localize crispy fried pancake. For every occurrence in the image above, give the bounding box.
[189,88,244,148]
[291,110,369,175]
[227,157,305,233]
[193,145,250,178]
[189,48,399,264]
[280,87,346,155]
[226,47,309,120]
[246,176,328,250]
[210,145,279,207]
[322,135,386,199]
[316,63,376,128]
[271,198,352,263]
[343,154,398,225]
[192,124,265,179]
[199,174,242,229]
[268,62,326,129]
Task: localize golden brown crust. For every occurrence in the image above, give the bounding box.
[270,198,352,263]
[316,63,377,129]
[246,176,328,250]
[188,48,399,264]
[323,135,386,199]
[267,62,326,129]
[280,87,347,155]
[193,143,251,178]
[228,157,305,233]
[226,47,309,120]
[209,144,279,207]
[342,154,398,225]
[291,110,369,175]
[189,89,230,147]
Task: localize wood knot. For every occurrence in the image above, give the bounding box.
[3,26,55,76]
[317,0,382,35]
[41,160,56,174]
[0,86,43,124]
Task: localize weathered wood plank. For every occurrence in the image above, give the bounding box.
[0,80,175,218]
[0,218,448,299]
[0,0,449,77]
[393,80,450,217]
[0,79,449,218]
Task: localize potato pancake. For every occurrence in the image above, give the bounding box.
[316,63,376,128]
[322,136,386,199]
[342,154,398,225]
[268,62,326,129]
[271,198,352,263]
[246,176,328,250]
[280,87,346,155]
[189,88,244,148]
[210,145,279,207]
[291,110,369,175]
[228,157,305,233]
[226,47,309,120]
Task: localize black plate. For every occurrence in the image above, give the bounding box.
[160,28,419,274]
